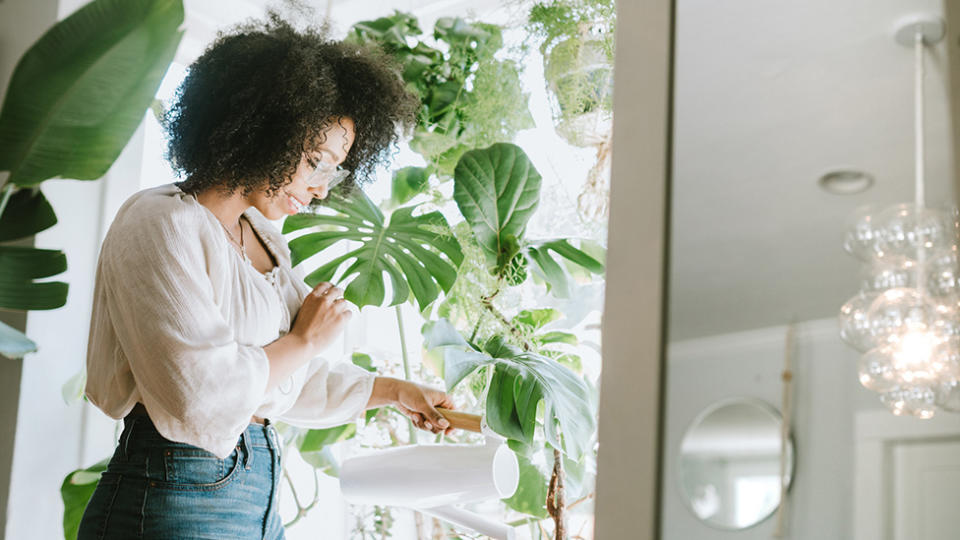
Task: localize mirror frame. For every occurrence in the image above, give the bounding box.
[676,396,796,531]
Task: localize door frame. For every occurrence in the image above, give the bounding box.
[594,0,674,539]
[853,410,960,540]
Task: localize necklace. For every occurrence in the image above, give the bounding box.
[219,217,249,263]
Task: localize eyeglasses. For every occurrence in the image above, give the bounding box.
[305,159,350,190]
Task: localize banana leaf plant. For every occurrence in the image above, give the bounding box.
[0,0,185,358]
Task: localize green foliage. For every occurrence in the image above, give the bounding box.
[0,320,36,359]
[389,166,431,207]
[527,0,614,145]
[283,190,463,311]
[0,246,68,310]
[0,0,184,357]
[422,319,594,459]
[0,188,57,241]
[503,452,550,518]
[61,458,109,540]
[0,0,185,186]
[454,143,542,275]
[453,143,605,298]
[351,352,378,372]
[348,12,533,176]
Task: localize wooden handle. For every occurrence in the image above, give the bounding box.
[436,408,482,433]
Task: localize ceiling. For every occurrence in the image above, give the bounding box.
[667,0,958,341]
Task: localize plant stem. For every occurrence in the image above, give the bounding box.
[480,289,534,352]
[394,305,417,443]
[0,182,15,222]
[283,456,322,528]
[547,448,566,539]
[468,309,486,343]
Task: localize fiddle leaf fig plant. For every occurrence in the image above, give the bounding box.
[282,189,463,311]
[454,143,604,296]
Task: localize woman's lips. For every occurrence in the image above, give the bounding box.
[284,192,308,214]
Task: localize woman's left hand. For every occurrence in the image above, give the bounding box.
[368,377,456,435]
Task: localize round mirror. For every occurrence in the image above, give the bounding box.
[677,398,794,530]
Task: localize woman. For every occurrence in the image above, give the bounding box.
[79,16,452,539]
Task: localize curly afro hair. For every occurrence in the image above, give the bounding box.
[167,14,419,201]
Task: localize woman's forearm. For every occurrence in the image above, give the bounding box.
[263,333,314,392]
[366,376,400,408]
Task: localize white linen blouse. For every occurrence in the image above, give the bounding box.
[85,183,376,458]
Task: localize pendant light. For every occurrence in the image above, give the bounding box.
[838,15,960,418]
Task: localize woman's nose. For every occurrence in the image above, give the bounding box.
[308,181,328,200]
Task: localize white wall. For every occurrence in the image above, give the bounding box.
[662,318,885,540]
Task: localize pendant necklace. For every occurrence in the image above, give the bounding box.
[220,218,250,264]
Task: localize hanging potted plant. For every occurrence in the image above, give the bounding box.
[527,0,615,222]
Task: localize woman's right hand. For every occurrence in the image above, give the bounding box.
[289,282,352,356]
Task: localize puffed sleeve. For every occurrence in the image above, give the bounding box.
[268,246,377,428]
[100,200,270,458]
[277,356,377,428]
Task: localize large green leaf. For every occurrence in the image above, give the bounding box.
[524,239,605,298]
[0,188,57,241]
[390,166,430,207]
[0,246,68,310]
[283,190,463,311]
[299,446,340,477]
[453,143,542,275]
[299,424,357,452]
[421,319,489,390]
[482,336,594,458]
[421,319,595,458]
[502,452,549,518]
[0,320,37,359]
[0,0,184,186]
[61,457,109,540]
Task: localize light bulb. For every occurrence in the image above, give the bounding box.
[892,331,938,371]
[879,385,937,419]
[843,205,883,261]
[858,347,898,393]
[840,292,879,352]
[866,288,950,347]
[873,204,957,263]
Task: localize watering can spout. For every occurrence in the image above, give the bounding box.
[423,505,516,540]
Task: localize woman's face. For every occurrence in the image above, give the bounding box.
[249,116,356,220]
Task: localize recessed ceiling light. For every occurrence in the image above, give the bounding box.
[818,170,875,195]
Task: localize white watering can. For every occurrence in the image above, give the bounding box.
[340,409,520,540]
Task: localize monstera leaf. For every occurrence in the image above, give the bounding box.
[453,143,541,275]
[283,190,463,311]
[524,239,605,298]
[422,319,595,459]
[0,0,185,186]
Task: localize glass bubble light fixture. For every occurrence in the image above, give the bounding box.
[838,16,960,418]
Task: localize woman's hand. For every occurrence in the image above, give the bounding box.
[289,282,353,356]
[368,377,456,435]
